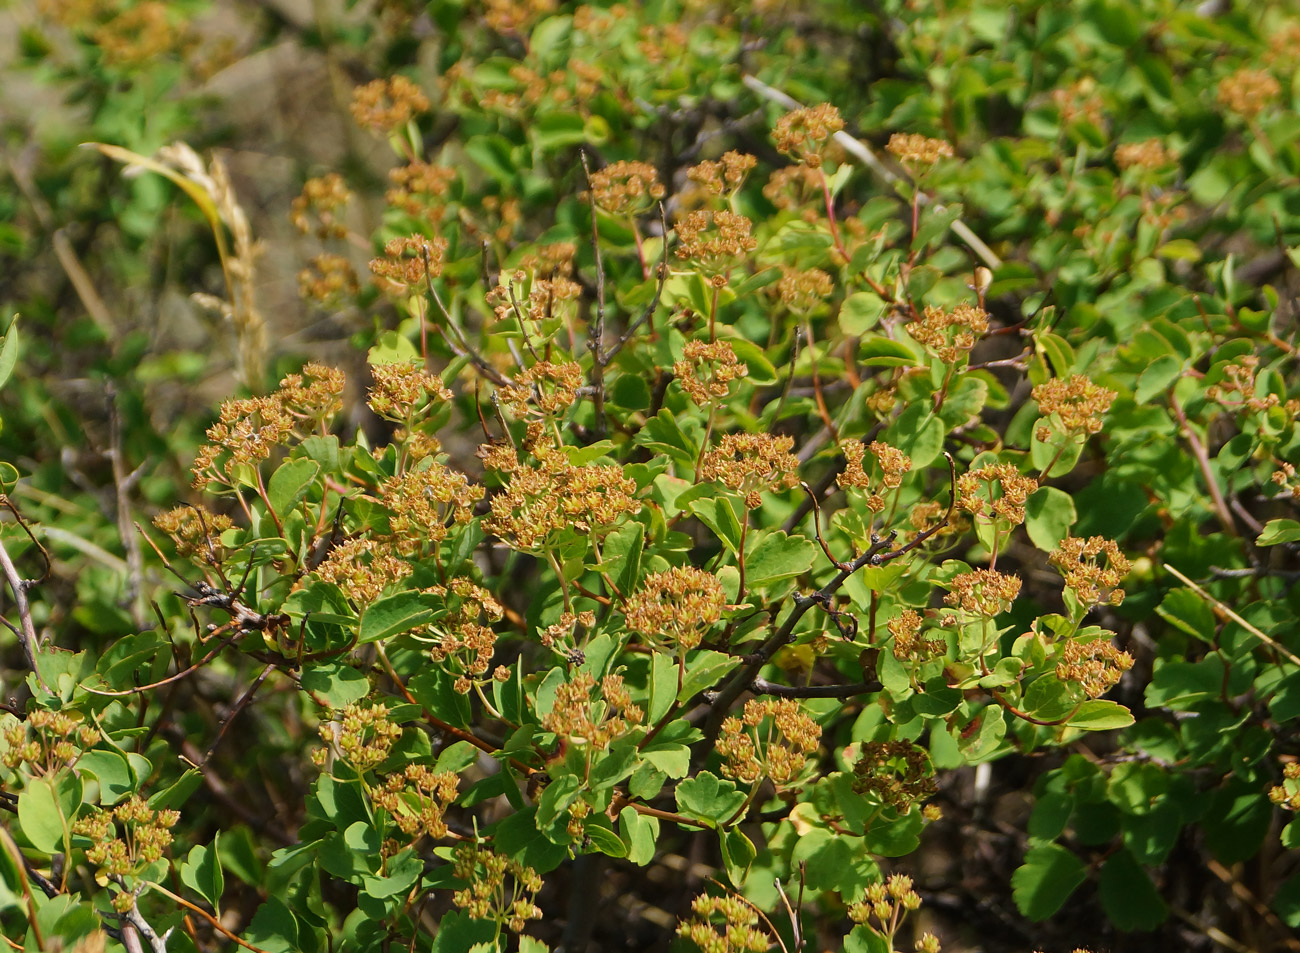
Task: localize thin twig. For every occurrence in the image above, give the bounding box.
[580,150,609,438]
[107,383,147,627]
[601,203,671,364]
[0,530,47,691]
[1163,563,1300,667]
[1168,395,1238,538]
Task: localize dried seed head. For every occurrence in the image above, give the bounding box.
[773,103,845,168]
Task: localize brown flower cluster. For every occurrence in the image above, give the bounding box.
[1217,67,1281,119]
[484,445,639,551]
[93,2,190,69]
[368,234,448,288]
[1052,78,1106,128]
[624,566,726,651]
[852,741,938,812]
[486,271,583,328]
[1050,536,1130,607]
[1032,375,1116,437]
[482,0,556,35]
[886,133,954,167]
[906,500,969,541]
[763,165,824,219]
[321,702,403,773]
[542,673,644,747]
[674,340,749,405]
[153,504,232,561]
[518,242,578,278]
[887,608,947,661]
[945,569,1022,617]
[838,440,912,513]
[191,364,344,491]
[1267,761,1300,811]
[1271,462,1300,500]
[848,875,938,953]
[908,303,989,363]
[686,151,757,195]
[699,433,800,509]
[773,103,845,168]
[73,797,180,895]
[1056,637,1134,698]
[368,361,453,422]
[452,843,543,933]
[1206,354,1282,414]
[1115,138,1175,172]
[381,461,482,554]
[2,709,100,775]
[717,698,821,787]
[677,894,769,953]
[777,267,834,314]
[314,537,412,605]
[674,210,758,275]
[587,160,666,216]
[424,578,504,692]
[386,161,456,219]
[351,75,430,133]
[540,610,597,650]
[499,361,584,417]
[373,763,459,841]
[957,463,1038,526]
[298,253,359,305]
[291,174,350,241]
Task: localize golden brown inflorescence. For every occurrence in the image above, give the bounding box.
[776,267,834,314]
[957,463,1038,527]
[686,151,758,196]
[717,698,821,787]
[624,566,727,651]
[838,440,913,512]
[1115,138,1175,171]
[372,763,460,841]
[320,702,403,773]
[674,209,758,276]
[368,234,449,290]
[886,133,955,167]
[298,253,360,305]
[351,75,430,133]
[153,504,233,561]
[848,875,939,953]
[677,894,770,953]
[698,433,801,509]
[674,340,750,405]
[423,578,504,692]
[773,103,845,168]
[2,709,100,775]
[852,741,938,812]
[313,538,412,605]
[1032,374,1117,437]
[587,160,666,216]
[944,568,1022,617]
[887,608,947,661]
[73,796,180,906]
[1056,637,1134,698]
[1217,67,1281,119]
[1049,536,1131,607]
[541,672,644,747]
[907,303,989,364]
[291,173,352,241]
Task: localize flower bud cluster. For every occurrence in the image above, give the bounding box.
[777,267,834,314]
[351,76,430,133]
[675,340,749,405]
[1032,375,1116,437]
[848,874,937,953]
[852,741,938,812]
[372,764,459,841]
[1056,637,1134,698]
[298,253,360,305]
[1268,761,1300,811]
[1217,67,1280,119]
[699,433,800,509]
[944,569,1022,618]
[424,578,504,692]
[624,566,726,652]
[291,174,351,240]
[320,702,403,774]
[839,441,912,513]
[314,537,411,605]
[2,709,100,775]
[674,210,758,276]
[73,796,180,878]
[676,893,769,953]
[886,133,954,167]
[957,464,1038,527]
[686,151,757,196]
[451,843,543,933]
[773,103,844,168]
[717,698,821,787]
[908,303,988,364]
[386,161,456,219]
[153,504,233,562]
[541,673,644,747]
[368,361,454,422]
[368,234,448,289]
[499,361,585,417]
[887,609,947,661]
[587,160,666,216]
[1049,536,1130,607]
[1115,138,1175,172]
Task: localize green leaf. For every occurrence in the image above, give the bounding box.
[431,912,496,953]
[243,897,299,953]
[1011,843,1087,921]
[1258,519,1300,546]
[1134,354,1181,405]
[181,837,224,911]
[583,820,628,858]
[839,291,886,335]
[619,806,659,866]
[300,662,370,708]
[744,531,818,588]
[1154,588,1215,642]
[647,651,677,725]
[1274,871,1300,928]
[18,775,74,854]
[358,592,431,643]
[1099,848,1167,931]
[719,828,756,886]
[1066,700,1134,730]
[675,771,746,827]
[267,459,320,516]
[884,403,945,468]
[689,497,744,554]
[858,334,920,367]
[0,317,18,390]
[1026,487,1077,550]
[77,748,135,805]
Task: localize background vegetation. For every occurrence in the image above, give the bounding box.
[1,1,1299,952]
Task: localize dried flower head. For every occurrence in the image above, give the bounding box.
[674,340,750,405]
[152,504,233,562]
[484,445,640,552]
[1032,375,1116,437]
[777,267,834,314]
[1115,138,1175,172]
[908,303,989,363]
[957,463,1038,527]
[887,608,947,661]
[298,253,360,305]
[1050,536,1130,607]
[2,708,100,775]
[587,160,666,216]
[677,893,770,953]
[1217,67,1281,119]
[699,433,801,509]
[351,75,430,133]
[372,763,459,841]
[886,133,954,167]
[773,103,845,168]
[290,173,351,240]
[542,672,643,746]
[368,234,448,290]
[452,842,543,932]
[381,460,483,554]
[624,566,727,651]
[1056,636,1134,698]
[368,361,453,422]
[717,698,821,786]
[421,578,504,686]
[686,151,758,195]
[73,796,180,879]
[386,161,456,219]
[313,537,412,605]
[852,741,938,812]
[675,210,758,275]
[944,569,1022,617]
